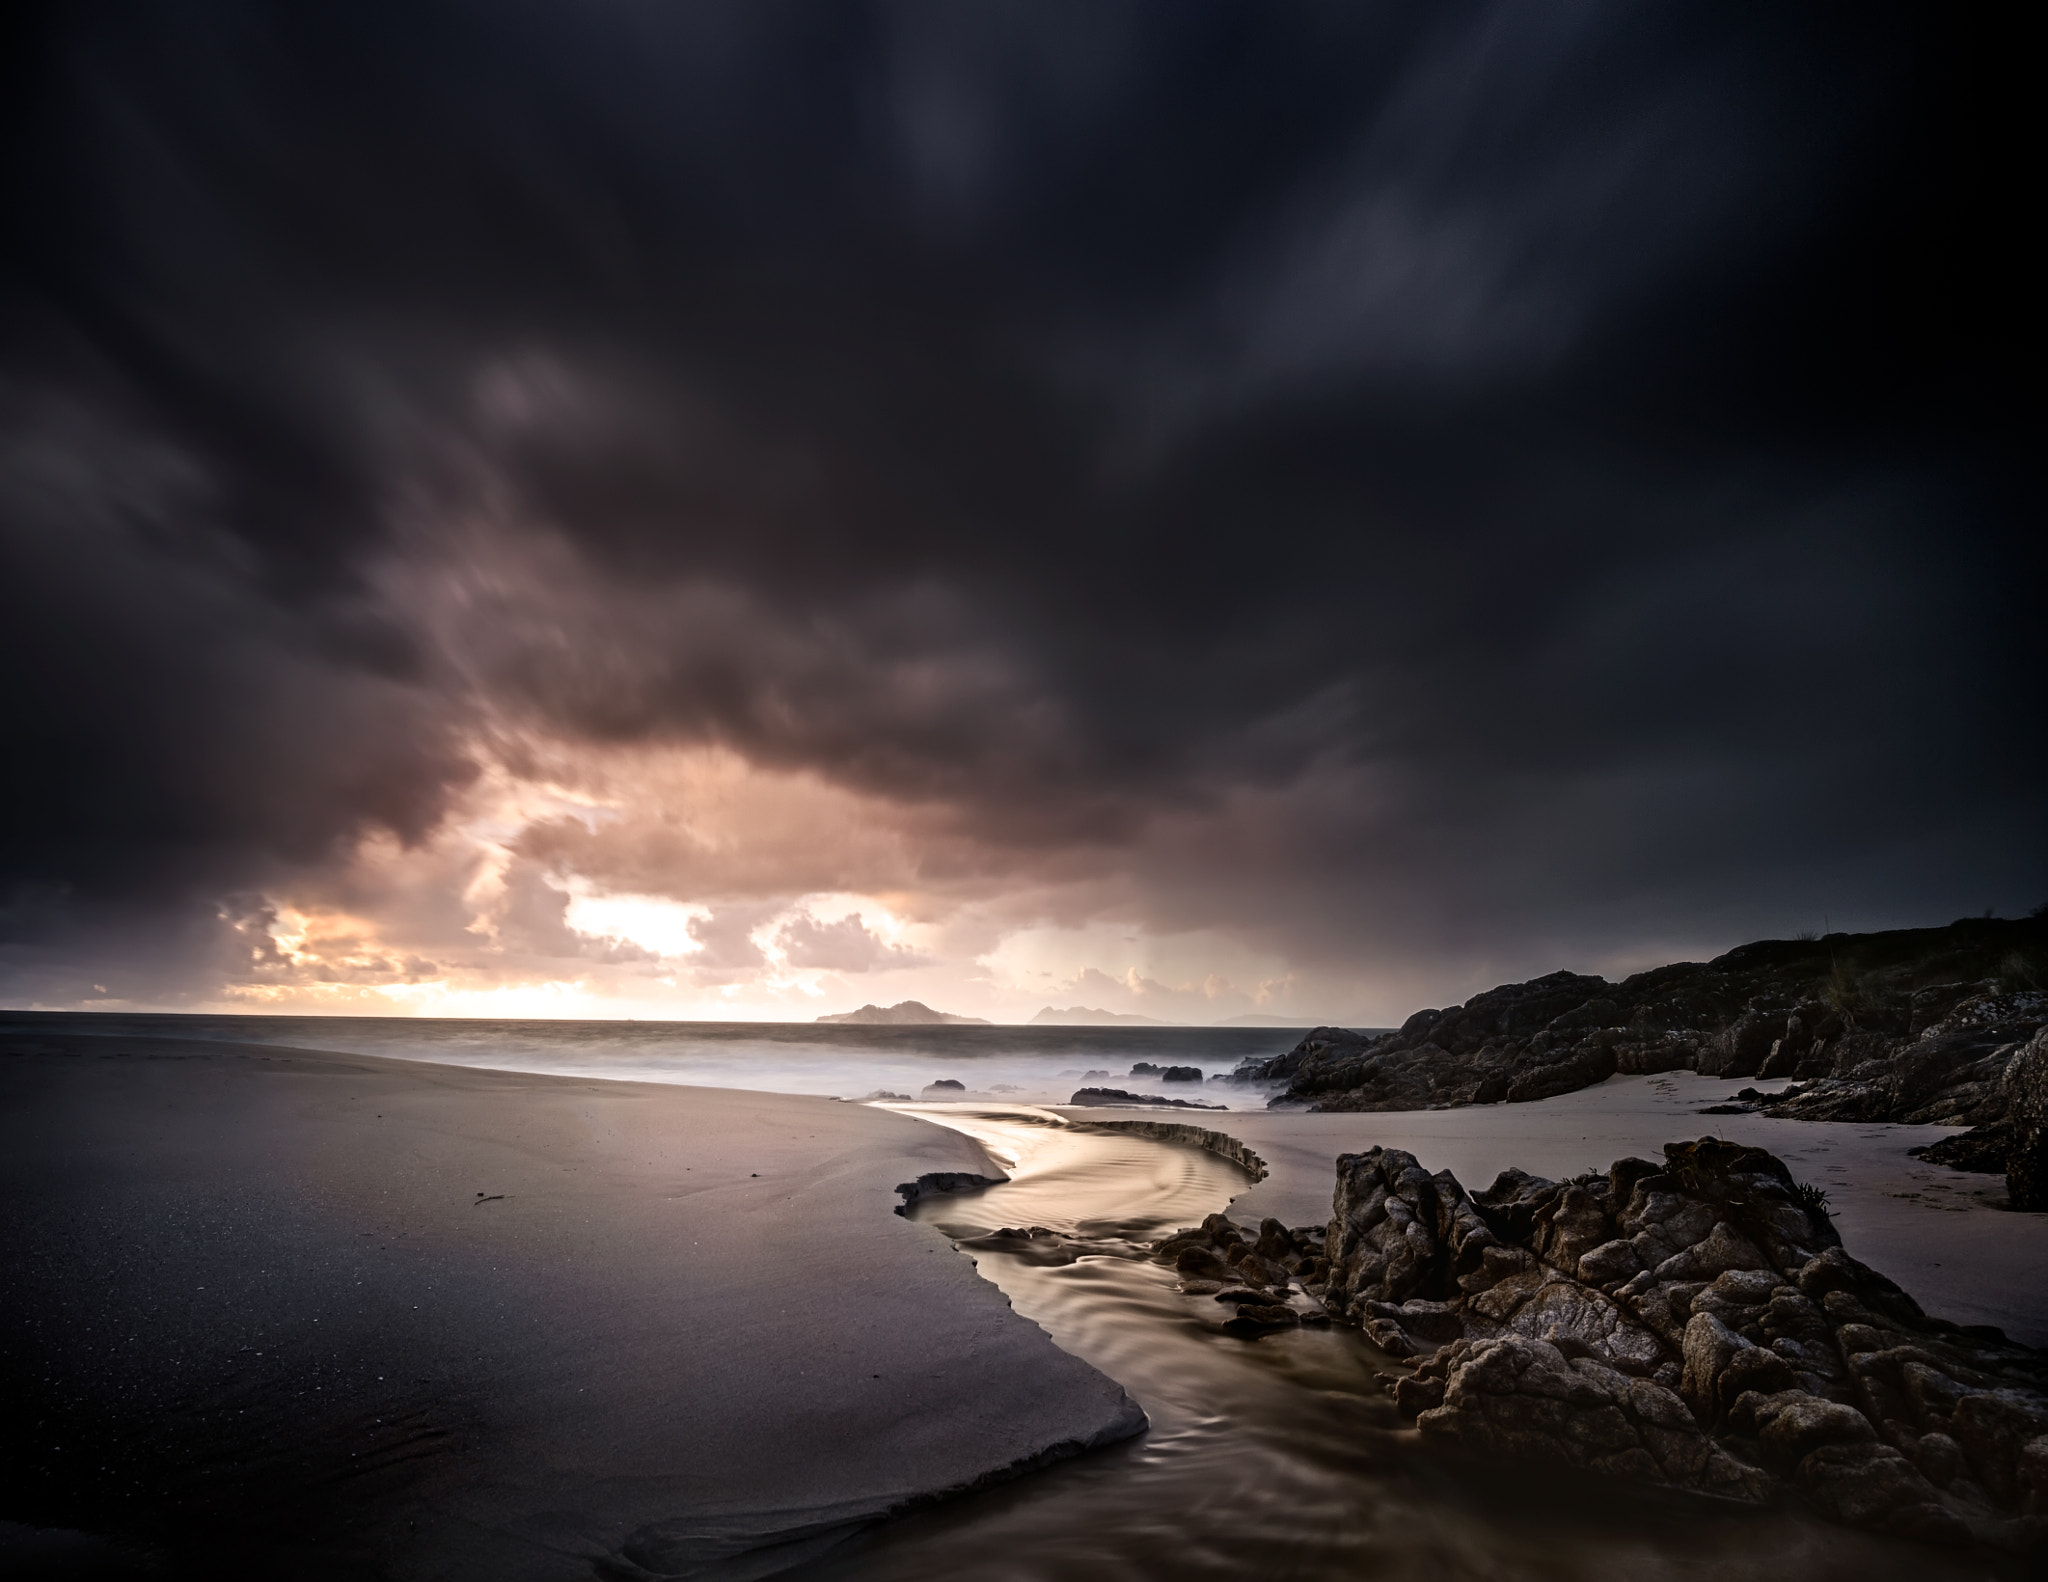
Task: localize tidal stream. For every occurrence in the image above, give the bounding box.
[797,1106,2022,1582]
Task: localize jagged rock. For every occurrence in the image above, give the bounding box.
[1127,1062,1203,1081]
[1407,1334,1774,1501]
[1699,1011,1783,1078]
[1300,1136,2048,1552]
[1748,1389,1876,1462]
[1151,1131,2047,1547]
[893,1171,1004,1213]
[1506,1044,1620,1102]
[1951,1391,2048,1504]
[2020,1435,2048,1514]
[1681,1312,1751,1416]
[1150,1214,1324,1319]
[1324,1147,1457,1316]
[1910,1121,2012,1175]
[1795,1441,1969,1539]
[2007,1028,2048,1211]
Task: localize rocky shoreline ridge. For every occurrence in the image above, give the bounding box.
[1232,916,2048,1207]
[1068,1086,1224,1110]
[1152,1136,2047,1551]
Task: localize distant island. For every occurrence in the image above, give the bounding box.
[1030,1005,1169,1026]
[816,1000,992,1026]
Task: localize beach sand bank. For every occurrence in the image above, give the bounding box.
[0,1034,1142,1580]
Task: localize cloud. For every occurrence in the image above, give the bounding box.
[0,2,2040,1020]
[683,903,778,975]
[775,912,931,973]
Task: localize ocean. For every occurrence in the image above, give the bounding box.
[0,1010,1312,1107]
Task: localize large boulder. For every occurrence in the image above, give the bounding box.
[1410,1334,1772,1500]
[1294,1136,2048,1552]
[2007,1027,2048,1211]
[1322,1147,1461,1327]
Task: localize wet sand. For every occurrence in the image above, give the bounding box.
[0,1034,1141,1579]
[1091,1070,2048,1345]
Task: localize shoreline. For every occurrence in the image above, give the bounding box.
[11,1027,2042,1576]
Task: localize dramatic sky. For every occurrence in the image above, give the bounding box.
[1,2,2040,1024]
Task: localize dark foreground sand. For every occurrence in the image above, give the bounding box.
[0,1034,1141,1580]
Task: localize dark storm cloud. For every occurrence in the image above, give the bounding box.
[1,0,2040,1002]
[0,385,473,999]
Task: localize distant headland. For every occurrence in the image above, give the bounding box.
[816,1000,992,1026]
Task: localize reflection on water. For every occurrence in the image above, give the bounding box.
[888,1104,1249,1242]
[802,1108,2025,1582]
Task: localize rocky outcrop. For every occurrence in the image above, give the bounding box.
[1399,1332,1775,1503]
[1153,1213,1328,1331]
[894,1171,1006,1213]
[1229,919,2048,1162]
[1764,989,2045,1128]
[2008,1028,2048,1211]
[1908,1120,2012,1175]
[1297,1138,2046,1549]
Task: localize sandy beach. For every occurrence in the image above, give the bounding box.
[8,1031,2046,1580]
[0,1033,1141,1580]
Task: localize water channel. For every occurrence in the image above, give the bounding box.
[796,1105,2023,1582]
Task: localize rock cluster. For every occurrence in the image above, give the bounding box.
[2008,1027,2048,1211]
[1307,1139,2046,1549]
[1769,990,2045,1130]
[893,1171,1005,1214]
[1153,1214,1331,1332]
[1908,1119,2013,1174]
[1129,1062,1204,1082]
[1231,917,2048,1200]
